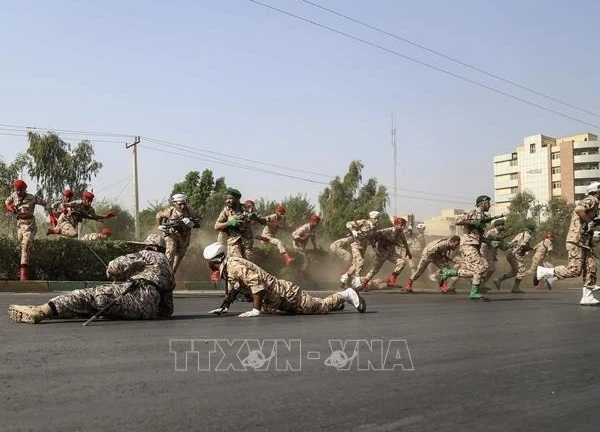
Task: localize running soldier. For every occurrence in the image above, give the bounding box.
[255,204,295,266]
[214,188,256,261]
[535,182,600,305]
[340,211,381,288]
[404,235,461,293]
[361,217,411,289]
[493,228,533,293]
[439,195,498,301]
[48,189,73,227]
[155,193,201,274]
[81,227,112,241]
[528,232,554,286]
[4,179,48,280]
[48,191,116,237]
[480,218,507,291]
[202,242,366,316]
[8,234,175,323]
[291,214,322,274]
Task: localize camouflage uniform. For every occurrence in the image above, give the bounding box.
[527,238,554,274]
[364,227,410,281]
[258,213,289,254]
[156,204,201,273]
[553,195,599,285]
[345,218,378,278]
[292,222,319,271]
[501,231,533,280]
[224,256,344,314]
[49,197,70,226]
[329,235,353,265]
[81,232,109,241]
[455,208,489,285]
[48,249,175,319]
[57,200,102,237]
[481,226,506,284]
[215,203,255,260]
[4,191,47,266]
[410,238,456,281]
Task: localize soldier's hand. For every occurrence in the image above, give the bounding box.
[5,203,15,213]
[470,220,484,229]
[490,240,501,248]
[227,217,240,227]
[208,307,227,315]
[351,229,359,238]
[182,217,194,228]
[406,250,413,259]
[238,308,261,318]
[104,210,117,219]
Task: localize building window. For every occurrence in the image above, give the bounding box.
[552,181,561,189]
[529,143,536,154]
[509,159,518,167]
[542,142,548,148]
[551,152,560,160]
[510,173,518,180]
[510,187,518,194]
[551,166,561,174]
[511,152,517,160]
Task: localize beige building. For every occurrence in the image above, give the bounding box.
[422,208,465,237]
[493,132,600,214]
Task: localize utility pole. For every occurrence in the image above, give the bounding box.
[391,115,397,216]
[126,136,141,240]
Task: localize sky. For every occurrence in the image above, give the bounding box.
[1,0,600,220]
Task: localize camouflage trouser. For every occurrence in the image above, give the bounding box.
[481,246,498,283]
[457,244,488,285]
[364,248,407,280]
[17,220,36,265]
[411,254,449,281]
[527,251,548,274]
[164,233,191,272]
[263,280,344,314]
[57,219,78,238]
[346,241,367,277]
[554,243,596,286]
[260,233,287,254]
[227,237,255,261]
[292,245,309,272]
[502,250,528,280]
[48,283,161,320]
[329,237,352,265]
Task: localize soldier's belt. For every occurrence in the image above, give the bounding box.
[16,215,34,220]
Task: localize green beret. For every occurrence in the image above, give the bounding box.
[225,188,241,199]
[492,219,505,227]
[476,195,491,205]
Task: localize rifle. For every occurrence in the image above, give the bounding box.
[479,213,505,224]
[215,277,239,317]
[159,219,184,234]
[82,280,138,326]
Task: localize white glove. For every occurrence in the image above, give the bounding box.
[158,225,168,233]
[238,308,260,318]
[351,229,359,237]
[208,307,227,314]
[182,217,194,228]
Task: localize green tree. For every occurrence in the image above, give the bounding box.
[80,200,136,241]
[537,197,574,257]
[318,160,388,240]
[281,194,316,228]
[170,169,227,221]
[23,132,103,200]
[138,199,169,237]
[0,156,22,237]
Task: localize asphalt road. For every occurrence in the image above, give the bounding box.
[1,288,599,432]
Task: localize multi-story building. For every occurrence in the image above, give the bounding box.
[493,132,600,214]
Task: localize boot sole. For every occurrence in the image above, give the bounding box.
[8,305,41,324]
[469,297,490,302]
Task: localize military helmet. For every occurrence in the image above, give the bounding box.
[476,195,491,205]
[203,242,227,261]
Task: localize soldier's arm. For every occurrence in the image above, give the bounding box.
[106,254,147,281]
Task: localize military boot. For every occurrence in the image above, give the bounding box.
[8,303,54,324]
[469,284,489,302]
[439,268,458,287]
[511,279,525,294]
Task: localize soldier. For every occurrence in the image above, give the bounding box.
[340,211,381,288]
[439,195,496,301]
[155,193,201,274]
[4,179,48,281]
[255,204,295,266]
[81,227,112,241]
[8,234,176,323]
[214,188,256,261]
[528,232,554,288]
[48,188,73,227]
[202,242,366,316]
[291,214,322,273]
[480,218,507,291]
[329,235,353,266]
[493,228,533,293]
[404,235,461,293]
[48,191,116,237]
[361,217,412,289]
[535,182,600,306]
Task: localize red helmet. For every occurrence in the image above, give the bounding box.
[275,205,286,214]
[243,200,255,207]
[13,179,27,190]
[309,214,321,223]
[63,189,74,198]
[545,232,554,239]
[82,191,95,201]
[101,227,112,236]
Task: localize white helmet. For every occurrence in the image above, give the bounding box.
[172,193,187,204]
[369,211,381,219]
[586,182,600,195]
[417,223,425,229]
[203,242,226,261]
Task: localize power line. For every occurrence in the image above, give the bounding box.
[247,0,600,130]
[299,0,600,120]
[0,123,135,139]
